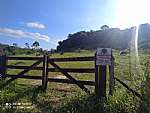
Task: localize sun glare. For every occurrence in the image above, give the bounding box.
[115,0,150,29]
[114,0,148,76]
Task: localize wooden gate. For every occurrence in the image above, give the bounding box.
[0,54,115,98]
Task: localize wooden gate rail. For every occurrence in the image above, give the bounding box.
[5,74,42,79]
[48,56,94,62]
[7,56,94,61]
[5,74,95,86]
[6,56,43,60]
[47,68,95,73]
[6,65,43,70]
[6,56,94,61]
[47,78,95,85]
[6,65,95,73]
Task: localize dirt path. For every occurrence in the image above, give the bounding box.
[54,74,67,79]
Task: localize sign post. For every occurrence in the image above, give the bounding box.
[95,48,112,98]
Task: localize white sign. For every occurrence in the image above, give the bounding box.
[96,48,112,65]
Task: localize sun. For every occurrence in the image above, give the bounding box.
[114,0,150,29]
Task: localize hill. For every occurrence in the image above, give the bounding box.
[57,23,150,52]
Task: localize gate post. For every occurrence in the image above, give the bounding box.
[0,55,7,77]
[109,56,115,95]
[95,53,98,95]
[98,65,107,97]
[45,55,49,89]
[95,48,112,98]
[95,52,107,97]
[42,55,48,90]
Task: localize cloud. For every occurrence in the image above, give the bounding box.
[0,28,26,38]
[26,22,45,29]
[0,28,50,42]
[26,32,49,42]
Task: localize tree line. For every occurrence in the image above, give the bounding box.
[0,41,49,56]
[57,23,150,52]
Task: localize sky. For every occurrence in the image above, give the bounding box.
[0,0,150,50]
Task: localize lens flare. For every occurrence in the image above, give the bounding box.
[135,25,139,62]
[130,25,144,80]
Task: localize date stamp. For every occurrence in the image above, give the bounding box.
[0,102,34,109]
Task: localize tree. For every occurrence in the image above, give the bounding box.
[101,25,109,30]
[68,34,73,38]
[12,43,18,47]
[32,41,40,49]
[25,42,30,48]
[58,41,62,45]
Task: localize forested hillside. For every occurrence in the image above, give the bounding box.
[57,23,150,52]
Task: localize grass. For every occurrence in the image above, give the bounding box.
[0,50,150,113]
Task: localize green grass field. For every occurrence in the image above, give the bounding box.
[0,50,150,113]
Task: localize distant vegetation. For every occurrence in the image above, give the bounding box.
[57,23,150,52]
[0,41,49,56]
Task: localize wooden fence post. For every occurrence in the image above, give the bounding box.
[98,65,106,97]
[95,53,98,94]
[109,56,115,95]
[45,55,49,89]
[95,52,107,98]
[0,55,7,77]
[42,55,45,88]
[42,55,48,90]
[95,48,113,98]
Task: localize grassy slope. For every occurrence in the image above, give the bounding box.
[0,50,150,113]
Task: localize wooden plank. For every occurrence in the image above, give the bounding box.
[48,78,95,86]
[7,56,43,60]
[49,60,90,94]
[6,65,43,70]
[7,56,94,61]
[5,74,42,79]
[48,68,95,73]
[48,56,94,62]
[98,65,106,97]
[5,74,95,86]
[6,65,95,73]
